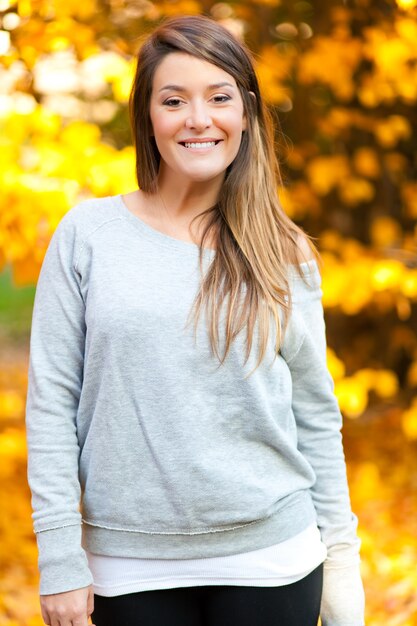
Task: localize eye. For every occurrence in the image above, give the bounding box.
[212,95,231,103]
[162,94,232,107]
[163,98,183,107]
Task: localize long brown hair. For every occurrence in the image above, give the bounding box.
[128,14,321,377]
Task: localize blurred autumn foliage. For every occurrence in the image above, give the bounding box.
[1,0,417,624]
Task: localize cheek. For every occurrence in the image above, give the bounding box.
[151,118,171,139]
[149,108,177,139]
[221,110,246,137]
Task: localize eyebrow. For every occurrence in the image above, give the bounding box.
[158,82,235,93]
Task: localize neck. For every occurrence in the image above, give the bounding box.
[152,166,224,221]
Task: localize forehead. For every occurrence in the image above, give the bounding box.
[152,52,238,90]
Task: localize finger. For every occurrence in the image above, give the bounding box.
[72,605,91,626]
[72,616,89,626]
[53,613,73,626]
[40,607,51,626]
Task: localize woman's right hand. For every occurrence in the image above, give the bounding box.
[40,584,95,626]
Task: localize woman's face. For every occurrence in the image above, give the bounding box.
[149,52,248,183]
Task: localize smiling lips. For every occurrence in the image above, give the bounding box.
[178,139,223,151]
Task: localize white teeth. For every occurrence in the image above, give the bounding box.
[183,141,217,149]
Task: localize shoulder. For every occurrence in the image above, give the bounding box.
[53,195,121,246]
[63,195,121,233]
[47,195,122,266]
[295,232,315,263]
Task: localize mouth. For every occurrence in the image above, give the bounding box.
[178,140,223,150]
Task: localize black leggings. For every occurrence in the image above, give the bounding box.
[92,562,323,626]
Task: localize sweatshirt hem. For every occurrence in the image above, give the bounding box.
[81,517,265,535]
[81,492,318,560]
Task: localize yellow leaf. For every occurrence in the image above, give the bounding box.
[0,391,25,420]
[372,260,405,290]
[334,377,368,418]
[338,177,375,206]
[306,155,350,196]
[370,216,402,247]
[374,116,412,147]
[373,370,399,398]
[353,147,381,178]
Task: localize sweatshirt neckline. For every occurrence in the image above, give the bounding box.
[114,193,216,256]
[113,193,318,277]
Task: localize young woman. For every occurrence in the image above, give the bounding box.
[25,14,365,626]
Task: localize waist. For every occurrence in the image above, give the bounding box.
[86,522,327,596]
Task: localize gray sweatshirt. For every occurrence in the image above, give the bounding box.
[25,194,361,596]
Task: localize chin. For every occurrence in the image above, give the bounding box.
[180,165,229,179]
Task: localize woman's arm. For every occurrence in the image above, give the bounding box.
[283,248,365,625]
[25,209,93,602]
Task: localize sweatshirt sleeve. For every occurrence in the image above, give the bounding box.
[282,262,365,624]
[25,209,93,595]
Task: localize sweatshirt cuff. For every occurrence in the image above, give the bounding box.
[320,562,365,626]
[324,538,362,570]
[36,524,93,595]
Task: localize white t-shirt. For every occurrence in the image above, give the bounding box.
[87,522,327,597]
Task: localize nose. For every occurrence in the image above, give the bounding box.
[185,100,212,130]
